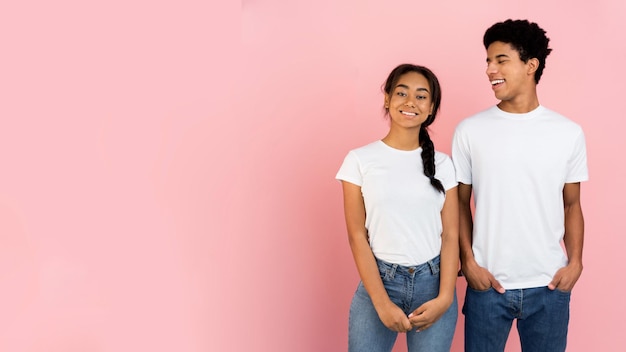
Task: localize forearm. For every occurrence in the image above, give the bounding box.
[436,186,460,303]
[438,231,459,303]
[458,184,475,266]
[348,231,391,309]
[563,201,584,267]
[563,182,584,268]
[459,208,474,264]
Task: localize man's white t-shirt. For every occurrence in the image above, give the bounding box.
[336,140,457,266]
[452,105,588,289]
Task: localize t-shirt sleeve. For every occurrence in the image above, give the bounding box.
[565,129,589,183]
[451,125,472,185]
[436,153,458,191]
[335,151,363,186]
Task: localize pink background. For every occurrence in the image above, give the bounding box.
[1,0,624,351]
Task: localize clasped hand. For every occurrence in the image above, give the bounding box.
[378,298,449,333]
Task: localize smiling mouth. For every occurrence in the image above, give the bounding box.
[491,79,505,85]
[400,111,417,116]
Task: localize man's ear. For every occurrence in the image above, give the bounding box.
[527,58,539,75]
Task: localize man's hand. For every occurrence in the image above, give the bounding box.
[462,260,505,293]
[548,262,583,292]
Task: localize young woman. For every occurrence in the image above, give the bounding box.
[336,64,459,352]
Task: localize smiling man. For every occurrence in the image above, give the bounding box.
[451,19,588,352]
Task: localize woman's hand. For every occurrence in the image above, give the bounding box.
[407,296,451,331]
[376,300,413,333]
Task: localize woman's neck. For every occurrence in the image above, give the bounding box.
[382,129,421,151]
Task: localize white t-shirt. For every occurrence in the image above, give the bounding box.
[336,140,457,266]
[452,105,588,289]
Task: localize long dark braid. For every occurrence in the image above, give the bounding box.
[383,64,446,193]
[419,126,445,193]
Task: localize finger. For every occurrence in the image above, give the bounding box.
[491,278,506,294]
[403,319,413,332]
[548,274,561,290]
[408,306,426,319]
[408,311,429,325]
[409,315,424,326]
[416,323,430,332]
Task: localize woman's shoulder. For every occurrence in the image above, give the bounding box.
[346,140,386,156]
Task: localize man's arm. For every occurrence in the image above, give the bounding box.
[548,182,584,291]
[458,183,504,293]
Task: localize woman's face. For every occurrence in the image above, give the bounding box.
[384,71,434,130]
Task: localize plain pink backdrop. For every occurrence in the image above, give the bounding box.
[1,0,624,351]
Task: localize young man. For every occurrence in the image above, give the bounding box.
[451,19,588,352]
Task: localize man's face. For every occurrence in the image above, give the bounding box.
[485,41,536,104]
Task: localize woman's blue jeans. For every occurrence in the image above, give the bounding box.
[348,256,458,352]
[463,286,571,352]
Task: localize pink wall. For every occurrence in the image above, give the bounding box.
[1,0,624,351]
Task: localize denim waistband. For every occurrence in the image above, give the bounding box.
[376,255,441,277]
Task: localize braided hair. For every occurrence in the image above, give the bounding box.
[383,64,445,193]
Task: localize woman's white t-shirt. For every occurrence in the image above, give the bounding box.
[336,140,457,266]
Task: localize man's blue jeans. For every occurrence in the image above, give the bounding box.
[348,256,458,352]
[463,286,571,352]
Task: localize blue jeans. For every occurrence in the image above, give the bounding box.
[463,286,571,352]
[348,256,458,352]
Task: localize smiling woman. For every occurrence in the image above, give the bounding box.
[335,64,459,352]
[384,71,434,138]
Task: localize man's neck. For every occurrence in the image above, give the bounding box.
[497,84,540,113]
[497,95,540,114]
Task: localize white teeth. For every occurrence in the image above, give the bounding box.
[401,111,417,116]
[491,79,505,85]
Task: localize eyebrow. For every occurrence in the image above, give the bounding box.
[395,84,430,92]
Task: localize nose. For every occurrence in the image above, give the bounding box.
[486,61,497,76]
[405,96,417,107]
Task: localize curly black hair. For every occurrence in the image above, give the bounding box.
[483,19,552,84]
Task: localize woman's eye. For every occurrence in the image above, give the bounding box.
[417,96,427,100]
[396,92,406,97]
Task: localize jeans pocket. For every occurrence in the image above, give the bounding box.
[555,287,572,295]
[377,261,395,281]
[467,285,492,293]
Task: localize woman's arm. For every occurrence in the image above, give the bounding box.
[341,181,412,332]
[437,186,460,303]
[408,186,459,330]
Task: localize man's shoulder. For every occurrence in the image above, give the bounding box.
[540,106,584,132]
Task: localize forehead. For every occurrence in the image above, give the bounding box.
[394,71,429,88]
[486,41,520,58]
